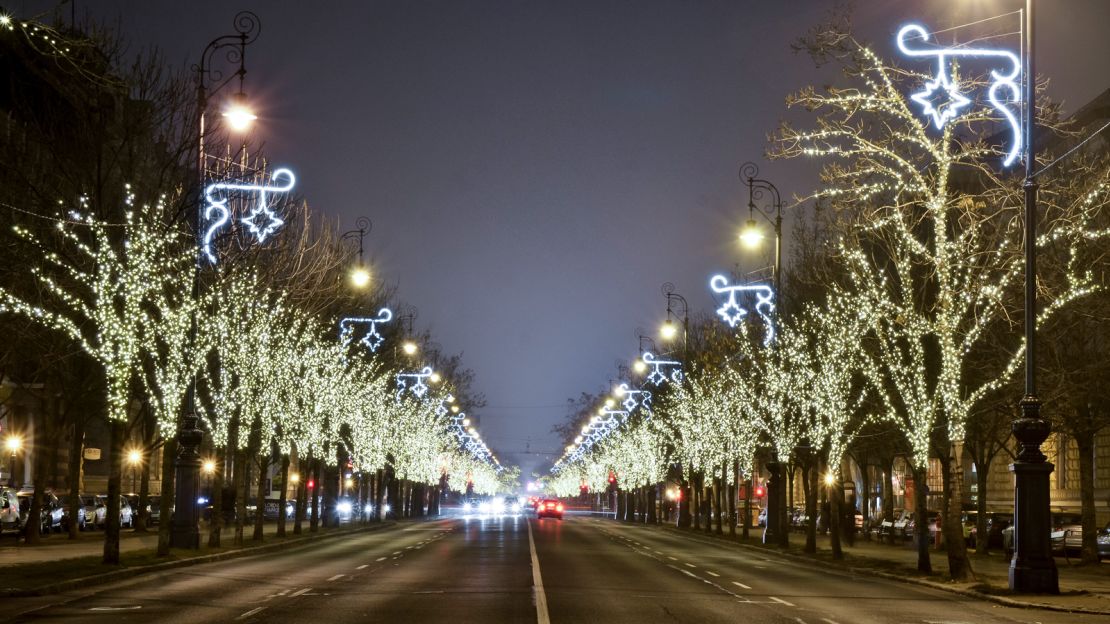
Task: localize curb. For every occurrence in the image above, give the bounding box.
[0,521,398,598]
[616,520,1110,616]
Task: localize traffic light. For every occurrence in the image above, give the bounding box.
[307,479,315,490]
[754,484,765,498]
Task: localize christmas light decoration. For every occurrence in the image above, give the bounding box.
[338,307,393,352]
[895,23,1021,166]
[201,167,296,263]
[641,351,683,386]
[709,274,776,344]
[396,366,434,399]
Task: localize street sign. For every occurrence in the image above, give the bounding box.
[83,447,101,460]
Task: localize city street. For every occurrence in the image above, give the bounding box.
[7,514,1103,624]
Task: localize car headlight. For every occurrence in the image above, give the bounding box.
[383,504,391,514]
[337,501,353,514]
[511,503,521,513]
[1097,533,1110,545]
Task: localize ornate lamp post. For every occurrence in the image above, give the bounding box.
[1010,0,1058,594]
[341,216,373,289]
[172,11,262,550]
[738,161,788,547]
[659,283,692,529]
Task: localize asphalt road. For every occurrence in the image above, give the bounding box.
[8,513,1104,623]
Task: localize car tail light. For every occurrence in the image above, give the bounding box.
[546,503,554,508]
[556,504,564,512]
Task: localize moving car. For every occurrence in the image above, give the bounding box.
[536,499,564,520]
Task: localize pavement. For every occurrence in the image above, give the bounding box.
[6,511,1110,623]
[0,520,308,564]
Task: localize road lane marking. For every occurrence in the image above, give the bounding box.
[667,556,678,560]
[526,520,551,624]
[821,619,841,624]
[655,550,664,554]
[705,571,720,577]
[237,607,265,620]
[376,556,387,561]
[392,551,402,555]
[684,563,697,568]
[356,564,369,570]
[290,587,312,597]
[770,596,795,606]
[89,607,142,611]
[732,581,752,589]
[327,574,345,581]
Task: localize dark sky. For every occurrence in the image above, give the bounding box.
[13,0,1110,477]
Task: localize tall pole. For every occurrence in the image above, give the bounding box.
[741,162,787,547]
[172,12,261,550]
[1009,0,1058,594]
[662,285,692,529]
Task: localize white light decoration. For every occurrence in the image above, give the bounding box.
[896,23,1021,166]
[202,167,296,263]
[641,351,682,386]
[615,383,651,411]
[396,366,434,399]
[709,275,775,345]
[338,307,393,353]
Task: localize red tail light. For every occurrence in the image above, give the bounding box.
[545,503,555,508]
[556,504,564,512]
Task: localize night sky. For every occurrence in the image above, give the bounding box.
[13,0,1110,477]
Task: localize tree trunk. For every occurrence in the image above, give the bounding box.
[678,475,692,529]
[829,471,843,560]
[103,420,124,564]
[742,462,752,540]
[208,446,225,547]
[135,444,152,533]
[713,474,723,534]
[233,449,247,545]
[647,484,658,523]
[882,457,895,523]
[252,452,268,541]
[277,455,290,537]
[157,438,176,556]
[310,459,321,532]
[912,465,931,573]
[974,461,990,554]
[804,462,817,554]
[294,458,307,535]
[728,462,737,537]
[941,445,973,580]
[66,419,85,539]
[375,468,385,521]
[1077,433,1099,564]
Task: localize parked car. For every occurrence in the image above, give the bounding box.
[262,498,295,520]
[1002,512,1083,558]
[58,495,86,532]
[1097,521,1110,561]
[0,486,23,534]
[147,496,161,525]
[17,489,64,534]
[1048,513,1083,555]
[79,495,99,528]
[984,512,1013,549]
[92,494,134,529]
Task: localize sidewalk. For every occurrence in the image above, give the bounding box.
[664,523,1110,615]
[0,520,333,564]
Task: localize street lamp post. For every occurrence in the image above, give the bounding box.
[341,217,373,289]
[660,283,692,529]
[5,435,21,488]
[173,11,262,550]
[738,161,788,547]
[1010,0,1058,594]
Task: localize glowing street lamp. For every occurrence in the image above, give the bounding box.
[222,92,257,132]
[402,341,418,356]
[739,218,765,249]
[341,217,373,289]
[5,435,21,487]
[203,460,216,475]
[659,318,678,341]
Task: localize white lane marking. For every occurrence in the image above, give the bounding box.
[89,606,142,611]
[327,574,345,582]
[526,520,551,624]
[392,551,402,555]
[706,571,720,577]
[770,596,795,606]
[237,607,265,620]
[376,556,387,561]
[684,563,697,568]
[356,564,369,570]
[290,587,312,597]
[795,619,807,624]
[821,619,841,624]
[405,546,414,549]
[654,550,664,555]
[667,556,678,561]
[732,581,752,589]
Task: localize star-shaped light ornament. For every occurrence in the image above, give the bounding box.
[241,204,285,243]
[911,71,971,129]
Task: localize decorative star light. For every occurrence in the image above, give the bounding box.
[641,351,683,386]
[396,366,433,399]
[202,168,296,263]
[709,275,776,345]
[615,383,651,412]
[338,308,393,353]
[436,393,455,418]
[910,72,971,129]
[896,23,1022,166]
